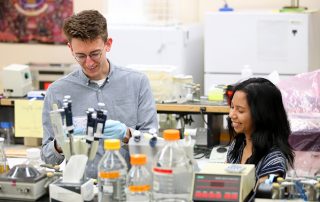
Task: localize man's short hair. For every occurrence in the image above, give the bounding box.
[63,10,108,42]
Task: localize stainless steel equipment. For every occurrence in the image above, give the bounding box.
[0,164,47,201]
[29,63,77,90]
[256,176,320,201]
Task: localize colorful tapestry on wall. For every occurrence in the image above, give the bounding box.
[0,0,73,44]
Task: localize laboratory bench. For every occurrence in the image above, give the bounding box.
[0,98,15,106]
[156,102,229,113]
[0,98,230,148]
[156,102,230,147]
[0,98,230,110]
[2,137,319,202]
[1,143,210,202]
[0,98,230,111]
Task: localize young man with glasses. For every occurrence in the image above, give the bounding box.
[41,10,158,178]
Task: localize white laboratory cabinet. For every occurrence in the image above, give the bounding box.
[204,11,320,95]
[107,24,204,85]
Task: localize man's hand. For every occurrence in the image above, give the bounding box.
[103,120,127,140]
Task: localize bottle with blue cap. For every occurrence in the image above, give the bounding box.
[219,0,234,12]
[0,122,14,145]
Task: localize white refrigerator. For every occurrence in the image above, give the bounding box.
[107,24,204,85]
[204,11,320,95]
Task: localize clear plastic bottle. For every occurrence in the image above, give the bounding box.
[24,148,44,172]
[153,129,194,202]
[183,131,192,146]
[98,139,127,202]
[127,154,151,202]
[0,137,10,174]
[85,159,98,179]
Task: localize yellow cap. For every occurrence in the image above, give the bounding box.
[272,183,280,188]
[130,154,147,165]
[47,172,54,177]
[104,139,120,150]
[163,129,180,141]
[277,177,284,183]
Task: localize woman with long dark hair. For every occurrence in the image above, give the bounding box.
[227,77,294,183]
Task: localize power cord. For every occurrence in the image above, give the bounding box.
[194,145,213,159]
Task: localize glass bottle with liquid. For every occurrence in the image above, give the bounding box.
[153,129,194,202]
[0,137,10,174]
[98,139,127,202]
[127,154,151,202]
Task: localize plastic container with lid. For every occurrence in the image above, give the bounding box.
[24,148,44,172]
[153,129,193,202]
[98,139,127,202]
[127,154,151,202]
[173,75,193,102]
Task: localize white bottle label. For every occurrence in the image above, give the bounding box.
[103,184,113,193]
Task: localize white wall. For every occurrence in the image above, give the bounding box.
[199,0,320,20]
[1,0,320,91]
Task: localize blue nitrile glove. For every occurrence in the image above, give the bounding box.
[73,127,86,135]
[103,119,127,140]
[72,116,87,136]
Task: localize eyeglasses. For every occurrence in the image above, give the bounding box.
[74,50,103,63]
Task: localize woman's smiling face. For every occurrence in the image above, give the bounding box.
[229,90,253,136]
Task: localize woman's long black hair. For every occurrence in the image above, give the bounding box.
[227,78,294,168]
